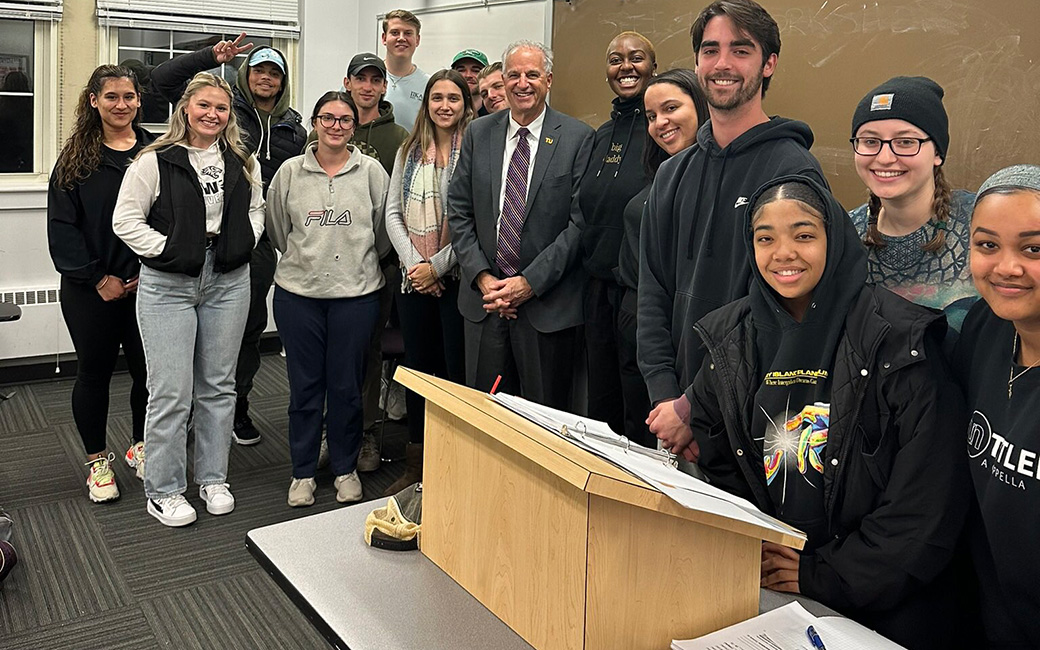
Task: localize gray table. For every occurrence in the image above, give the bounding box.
[246,503,837,650]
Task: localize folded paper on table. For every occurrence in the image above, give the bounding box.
[490,392,806,543]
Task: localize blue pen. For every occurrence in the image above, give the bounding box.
[806,625,827,650]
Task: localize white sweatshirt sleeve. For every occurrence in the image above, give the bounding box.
[112,151,166,258]
[246,155,266,246]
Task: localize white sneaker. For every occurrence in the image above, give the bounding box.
[199,483,235,515]
[334,471,363,503]
[85,454,119,503]
[147,495,197,527]
[124,441,145,481]
[287,477,316,507]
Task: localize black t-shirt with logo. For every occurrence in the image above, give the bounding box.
[955,301,1040,648]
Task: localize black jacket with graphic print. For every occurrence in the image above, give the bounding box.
[685,282,971,649]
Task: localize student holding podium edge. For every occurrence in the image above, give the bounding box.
[672,175,970,649]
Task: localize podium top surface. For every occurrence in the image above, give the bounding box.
[395,368,803,547]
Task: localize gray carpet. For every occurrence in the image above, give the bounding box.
[0,353,410,649]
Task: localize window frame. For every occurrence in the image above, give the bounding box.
[98,25,296,134]
[0,17,58,188]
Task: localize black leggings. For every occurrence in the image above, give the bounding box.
[396,278,466,444]
[60,276,147,455]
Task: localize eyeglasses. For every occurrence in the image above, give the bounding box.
[317,114,355,128]
[850,137,932,157]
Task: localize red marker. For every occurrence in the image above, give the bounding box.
[490,374,502,395]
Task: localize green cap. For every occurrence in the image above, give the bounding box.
[451,49,489,68]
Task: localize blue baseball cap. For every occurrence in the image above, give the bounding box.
[248,48,286,74]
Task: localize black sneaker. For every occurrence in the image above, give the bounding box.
[233,413,262,446]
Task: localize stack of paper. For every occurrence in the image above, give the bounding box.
[490,392,806,543]
[671,602,907,650]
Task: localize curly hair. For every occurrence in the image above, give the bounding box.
[53,65,142,189]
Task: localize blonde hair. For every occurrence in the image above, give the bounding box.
[607,31,657,66]
[138,72,257,185]
[382,9,421,34]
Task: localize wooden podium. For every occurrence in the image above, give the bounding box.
[394,368,804,650]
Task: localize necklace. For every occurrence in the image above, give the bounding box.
[1008,333,1040,399]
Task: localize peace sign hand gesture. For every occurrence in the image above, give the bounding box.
[212,32,254,64]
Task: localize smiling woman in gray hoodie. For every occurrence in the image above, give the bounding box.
[266,91,390,508]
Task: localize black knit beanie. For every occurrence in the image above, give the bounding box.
[851,76,949,163]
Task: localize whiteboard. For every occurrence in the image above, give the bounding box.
[372,0,551,75]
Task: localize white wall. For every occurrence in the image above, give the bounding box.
[298,0,360,115]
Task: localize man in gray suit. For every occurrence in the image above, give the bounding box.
[448,40,595,409]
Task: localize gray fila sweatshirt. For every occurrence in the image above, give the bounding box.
[266,143,391,299]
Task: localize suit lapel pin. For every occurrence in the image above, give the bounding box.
[544,136,554,145]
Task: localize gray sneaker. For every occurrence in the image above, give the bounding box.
[287,477,316,507]
[334,471,363,503]
[357,432,381,472]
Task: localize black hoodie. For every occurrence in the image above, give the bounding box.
[687,175,971,649]
[637,117,826,404]
[47,125,156,286]
[578,94,648,280]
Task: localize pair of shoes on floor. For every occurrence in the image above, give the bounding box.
[147,484,235,527]
[124,441,145,481]
[232,397,262,446]
[357,431,381,472]
[287,472,363,507]
[86,453,119,503]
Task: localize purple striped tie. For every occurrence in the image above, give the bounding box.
[496,127,530,277]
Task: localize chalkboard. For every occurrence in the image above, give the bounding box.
[551,0,1040,207]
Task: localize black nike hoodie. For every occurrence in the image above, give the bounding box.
[637,116,826,404]
[578,94,649,280]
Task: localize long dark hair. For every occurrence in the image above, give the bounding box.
[53,64,142,189]
[399,69,473,164]
[642,69,710,178]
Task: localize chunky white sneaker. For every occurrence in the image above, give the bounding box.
[287,477,317,507]
[147,495,197,527]
[124,441,145,481]
[199,483,235,515]
[334,471,363,504]
[85,454,119,503]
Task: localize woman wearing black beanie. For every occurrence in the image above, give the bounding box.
[848,76,977,346]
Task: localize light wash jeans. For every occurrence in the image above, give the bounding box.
[136,250,250,499]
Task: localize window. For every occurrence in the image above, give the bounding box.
[0,19,35,173]
[115,28,273,125]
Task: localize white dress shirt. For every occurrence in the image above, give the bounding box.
[497,106,545,231]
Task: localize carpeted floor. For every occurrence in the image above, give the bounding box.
[0,353,409,649]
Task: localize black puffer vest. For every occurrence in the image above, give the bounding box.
[143,145,255,276]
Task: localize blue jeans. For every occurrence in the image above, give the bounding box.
[273,286,380,478]
[136,251,250,499]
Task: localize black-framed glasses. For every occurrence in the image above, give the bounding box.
[317,114,355,128]
[850,136,932,157]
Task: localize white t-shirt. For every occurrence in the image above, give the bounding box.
[385,66,429,132]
